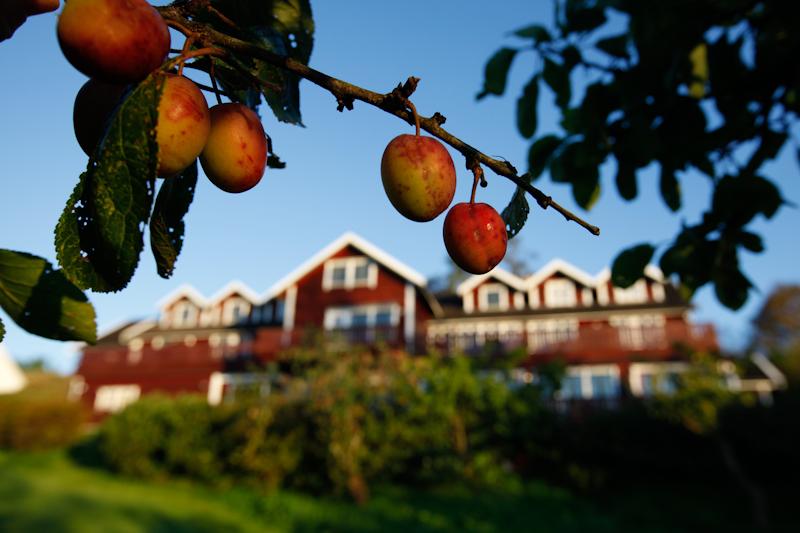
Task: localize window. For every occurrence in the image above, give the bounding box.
[222,297,251,325]
[558,366,621,400]
[610,314,666,349]
[613,279,648,305]
[478,283,509,311]
[629,363,688,397]
[323,304,400,343]
[172,301,197,328]
[94,385,140,412]
[526,319,578,351]
[544,279,577,307]
[322,257,377,290]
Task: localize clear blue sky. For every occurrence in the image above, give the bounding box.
[1,1,797,372]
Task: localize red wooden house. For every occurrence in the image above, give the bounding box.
[73,232,779,414]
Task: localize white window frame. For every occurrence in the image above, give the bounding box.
[222,297,251,325]
[513,292,526,310]
[323,303,401,330]
[478,283,510,312]
[322,257,378,291]
[543,278,577,308]
[172,300,198,328]
[629,362,689,397]
[558,365,621,400]
[613,279,649,305]
[651,282,666,302]
[94,384,141,412]
[526,319,578,351]
[610,314,666,349]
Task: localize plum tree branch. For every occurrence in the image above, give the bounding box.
[157,5,600,236]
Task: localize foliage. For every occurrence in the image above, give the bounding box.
[480,0,798,309]
[0,373,87,451]
[750,284,800,354]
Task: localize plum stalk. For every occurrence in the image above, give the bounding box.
[158,3,601,237]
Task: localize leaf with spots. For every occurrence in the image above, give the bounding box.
[55,73,164,292]
[501,186,530,240]
[150,161,198,279]
[0,249,96,343]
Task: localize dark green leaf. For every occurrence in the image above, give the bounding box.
[0,317,4,342]
[204,1,315,124]
[565,0,607,33]
[713,260,752,311]
[150,161,198,279]
[527,135,562,181]
[516,75,539,138]
[711,175,782,226]
[477,47,518,100]
[0,249,96,343]
[542,58,571,108]
[513,24,551,43]
[268,154,287,169]
[596,34,629,58]
[738,231,764,253]
[615,160,637,200]
[55,74,163,292]
[612,244,655,288]
[562,45,582,69]
[501,187,530,239]
[659,167,681,211]
[572,171,601,210]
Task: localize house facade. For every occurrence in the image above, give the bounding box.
[73,232,727,414]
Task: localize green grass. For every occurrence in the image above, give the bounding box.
[0,450,790,532]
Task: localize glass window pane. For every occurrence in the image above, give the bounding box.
[591,374,619,398]
[562,375,582,399]
[486,291,500,307]
[354,263,369,281]
[375,310,392,326]
[352,313,368,327]
[332,266,347,283]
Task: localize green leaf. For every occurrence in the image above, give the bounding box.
[527,135,562,180]
[55,74,164,292]
[596,34,629,58]
[0,249,96,343]
[516,75,539,139]
[615,160,637,200]
[659,167,681,211]
[0,317,4,342]
[542,58,571,108]
[738,231,764,253]
[572,172,601,210]
[612,244,655,288]
[713,254,752,311]
[477,47,518,100]
[205,0,315,124]
[501,187,530,239]
[513,24,552,43]
[150,161,198,279]
[565,0,607,33]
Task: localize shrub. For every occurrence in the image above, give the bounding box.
[0,396,86,451]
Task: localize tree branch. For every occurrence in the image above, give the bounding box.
[158,5,601,236]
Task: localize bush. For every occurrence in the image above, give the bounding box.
[0,396,86,451]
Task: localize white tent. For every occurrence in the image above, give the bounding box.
[0,343,26,394]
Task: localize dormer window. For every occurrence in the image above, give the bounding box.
[544,279,577,307]
[322,257,377,290]
[172,301,197,328]
[222,297,251,325]
[478,283,509,311]
[613,279,648,305]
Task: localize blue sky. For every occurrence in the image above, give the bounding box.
[0,1,797,372]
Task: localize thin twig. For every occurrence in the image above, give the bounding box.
[157,5,601,237]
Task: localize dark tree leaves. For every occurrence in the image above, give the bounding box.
[516,75,539,138]
[150,161,198,279]
[55,74,163,293]
[513,24,551,43]
[596,34,629,58]
[0,249,96,343]
[527,135,562,181]
[615,161,637,200]
[477,48,517,99]
[612,244,655,288]
[501,186,530,240]
[542,58,571,108]
[0,318,4,342]
[659,167,681,212]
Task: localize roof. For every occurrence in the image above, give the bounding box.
[527,259,597,288]
[456,267,527,295]
[262,232,427,300]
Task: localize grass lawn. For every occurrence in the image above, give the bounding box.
[0,450,784,532]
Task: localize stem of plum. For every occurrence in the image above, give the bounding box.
[470,173,479,205]
[406,100,421,137]
[177,35,196,76]
[468,159,484,205]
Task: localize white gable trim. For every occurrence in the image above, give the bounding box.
[208,280,261,305]
[262,232,426,301]
[456,267,526,296]
[526,259,595,289]
[156,284,208,309]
